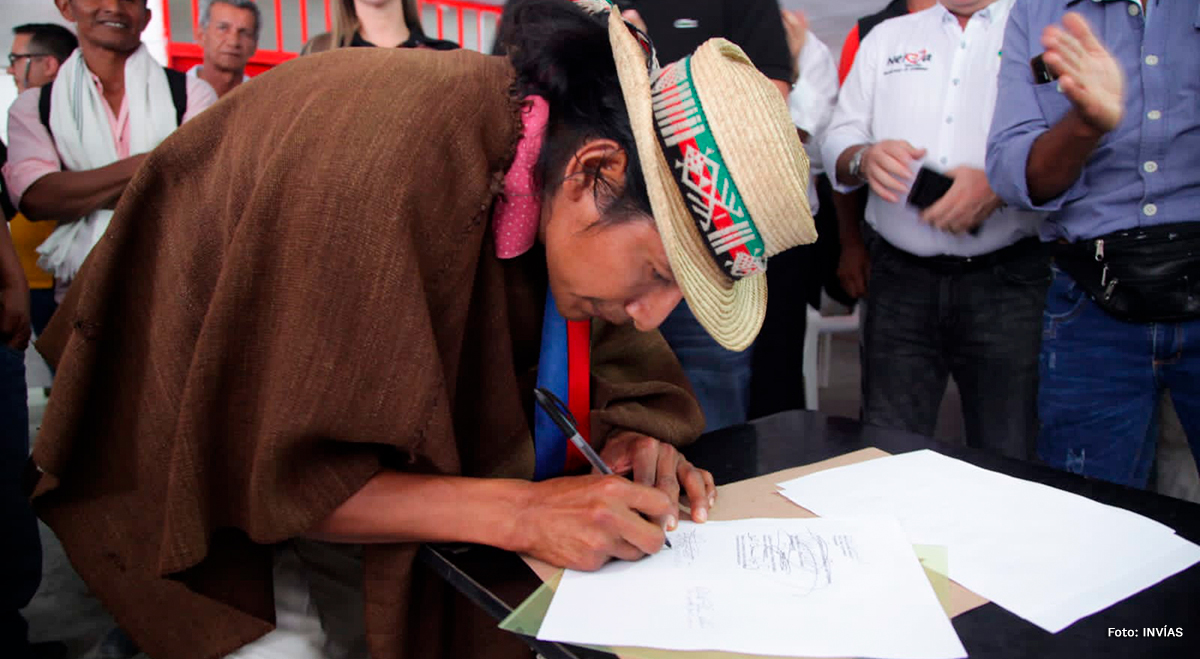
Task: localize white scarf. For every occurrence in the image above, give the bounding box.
[36,45,177,281]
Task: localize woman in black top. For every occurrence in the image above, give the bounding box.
[301,0,458,54]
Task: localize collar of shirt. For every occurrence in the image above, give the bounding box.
[931,0,1004,29]
[187,64,251,83]
[349,31,459,51]
[86,69,131,159]
[492,95,549,259]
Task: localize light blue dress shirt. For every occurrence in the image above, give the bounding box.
[987,0,1200,243]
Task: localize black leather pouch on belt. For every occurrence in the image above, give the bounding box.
[1053,222,1200,323]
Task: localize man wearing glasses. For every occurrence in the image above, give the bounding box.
[6,24,77,95]
[6,24,77,342]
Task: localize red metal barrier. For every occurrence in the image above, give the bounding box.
[164,0,502,75]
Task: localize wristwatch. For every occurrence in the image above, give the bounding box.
[848,144,869,182]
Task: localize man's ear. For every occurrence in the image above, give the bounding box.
[139,8,153,36]
[55,0,74,23]
[43,57,61,80]
[561,138,629,202]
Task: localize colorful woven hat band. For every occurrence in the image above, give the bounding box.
[651,56,767,281]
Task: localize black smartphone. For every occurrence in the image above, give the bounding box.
[1030,53,1058,84]
[907,167,955,210]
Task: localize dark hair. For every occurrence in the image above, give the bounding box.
[494,0,652,226]
[14,24,78,63]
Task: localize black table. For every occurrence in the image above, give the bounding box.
[420,410,1200,658]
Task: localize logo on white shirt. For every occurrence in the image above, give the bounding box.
[883,49,933,75]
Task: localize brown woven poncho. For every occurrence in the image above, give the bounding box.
[31,47,703,659]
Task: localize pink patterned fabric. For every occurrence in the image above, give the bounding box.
[492,95,549,259]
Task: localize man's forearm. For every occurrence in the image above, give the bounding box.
[307,471,530,547]
[0,227,27,293]
[834,143,868,188]
[833,188,867,249]
[0,226,30,346]
[1026,109,1105,206]
[19,154,148,223]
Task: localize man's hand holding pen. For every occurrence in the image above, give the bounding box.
[600,430,717,531]
[509,434,716,572]
[511,473,678,572]
[519,388,716,571]
[514,389,716,571]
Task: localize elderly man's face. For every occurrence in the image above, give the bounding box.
[199,2,258,74]
[7,33,59,93]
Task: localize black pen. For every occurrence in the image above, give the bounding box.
[533,387,672,549]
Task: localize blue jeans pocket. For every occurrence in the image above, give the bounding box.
[1044,266,1088,338]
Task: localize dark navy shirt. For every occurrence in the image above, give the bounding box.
[350,31,459,51]
[634,0,792,83]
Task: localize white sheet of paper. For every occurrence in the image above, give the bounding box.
[777,450,1200,633]
[538,517,966,659]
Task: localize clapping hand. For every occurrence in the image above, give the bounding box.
[1041,12,1125,134]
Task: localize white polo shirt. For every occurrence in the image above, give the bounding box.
[820,0,1042,258]
[187,64,250,84]
[788,30,839,216]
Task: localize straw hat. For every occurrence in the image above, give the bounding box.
[588,1,817,351]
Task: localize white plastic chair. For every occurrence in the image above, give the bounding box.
[802,295,861,410]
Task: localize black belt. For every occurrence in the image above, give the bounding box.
[879,237,1043,274]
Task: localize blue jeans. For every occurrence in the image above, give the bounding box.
[658,300,753,432]
[1039,266,1200,488]
[0,344,39,656]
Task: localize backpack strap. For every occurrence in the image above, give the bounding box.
[37,80,66,169]
[38,78,55,139]
[164,67,187,126]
